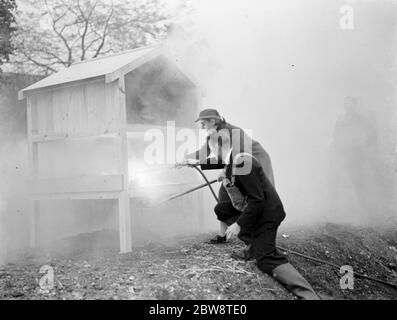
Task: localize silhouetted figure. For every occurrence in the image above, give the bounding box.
[329,97,381,218]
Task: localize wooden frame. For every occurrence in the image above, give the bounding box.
[21,47,203,254]
[30,175,124,194]
[19,76,104,100]
[24,78,133,253]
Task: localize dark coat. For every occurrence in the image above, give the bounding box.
[226,154,286,233]
[186,122,275,187]
[214,153,288,273]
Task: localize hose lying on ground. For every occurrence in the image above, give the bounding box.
[277,245,397,290]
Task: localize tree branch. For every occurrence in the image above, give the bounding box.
[92,4,114,58]
[21,52,57,73]
[44,0,74,65]
[77,0,99,60]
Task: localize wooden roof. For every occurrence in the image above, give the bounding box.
[19,44,197,99]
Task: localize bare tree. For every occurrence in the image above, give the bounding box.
[0,0,17,67]
[6,0,179,75]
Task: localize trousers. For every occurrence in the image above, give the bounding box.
[214,192,288,273]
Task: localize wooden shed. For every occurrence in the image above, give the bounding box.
[18,45,203,253]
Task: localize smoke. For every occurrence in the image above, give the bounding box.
[166,0,397,226]
[0,139,29,263]
[0,55,215,263]
[2,0,397,264]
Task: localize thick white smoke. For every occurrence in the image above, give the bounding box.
[167,0,397,226]
[2,0,397,264]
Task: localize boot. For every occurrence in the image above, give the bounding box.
[272,263,319,300]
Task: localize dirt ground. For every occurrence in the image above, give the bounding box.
[0,222,396,300]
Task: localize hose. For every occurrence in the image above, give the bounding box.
[159,179,218,204]
[193,165,397,291]
[277,246,397,290]
[189,164,219,203]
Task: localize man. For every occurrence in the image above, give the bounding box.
[178,108,275,246]
[329,96,382,218]
[213,130,319,300]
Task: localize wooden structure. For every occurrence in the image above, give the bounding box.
[19,45,202,253]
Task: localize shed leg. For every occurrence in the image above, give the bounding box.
[29,200,40,248]
[118,192,132,253]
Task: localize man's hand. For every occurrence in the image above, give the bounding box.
[222,177,232,187]
[218,169,233,187]
[218,169,226,182]
[225,222,241,240]
[175,158,200,168]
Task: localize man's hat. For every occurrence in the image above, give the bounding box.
[195,108,222,122]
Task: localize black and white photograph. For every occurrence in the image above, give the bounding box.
[0,0,396,307]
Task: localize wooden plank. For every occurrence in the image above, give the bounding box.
[28,98,39,179]
[119,131,130,190]
[118,192,131,253]
[119,76,126,123]
[119,126,132,252]
[28,96,41,248]
[27,98,39,178]
[36,94,50,134]
[31,132,69,142]
[86,82,100,133]
[87,81,107,134]
[51,87,70,134]
[20,76,104,100]
[52,84,88,134]
[104,82,113,131]
[31,192,120,200]
[30,174,123,194]
[64,88,73,133]
[30,131,118,143]
[105,81,121,132]
[68,86,78,134]
[31,143,39,177]
[116,76,128,254]
[95,81,107,133]
[82,83,89,133]
[68,85,85,134]
[27,98,34,138]
[112,80,120,128]
[76,85,86,133]
[29,92,53,134]
[116,75,126,130]
[45,92,54,134]
[52,87,63,133]
[36,93,46,135]
[31,96,39,135]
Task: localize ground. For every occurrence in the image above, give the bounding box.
[0,223,396,300]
